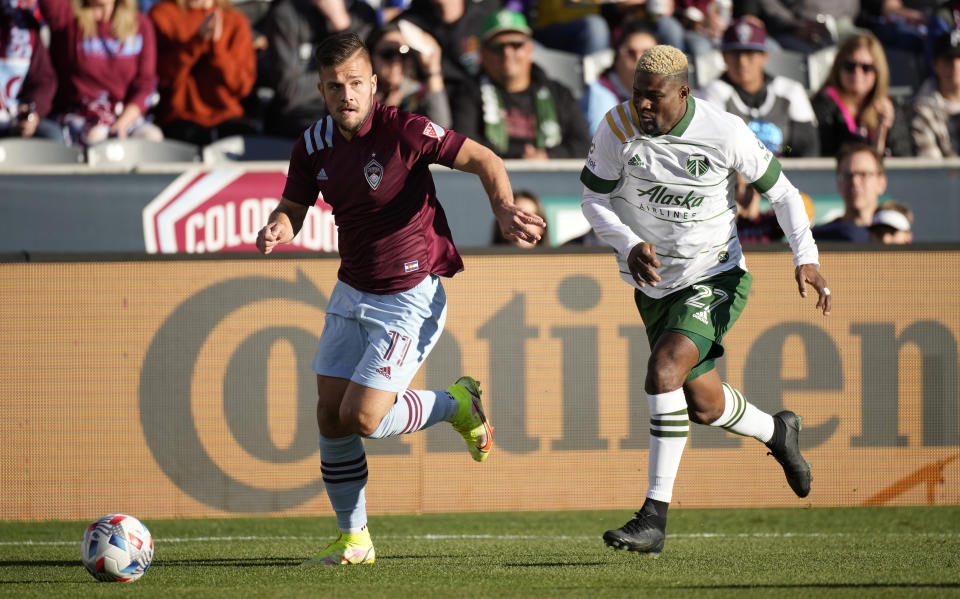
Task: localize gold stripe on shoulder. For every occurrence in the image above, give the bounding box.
[605,110,626,143]
[616,104,635,138]
[628,101,641,132]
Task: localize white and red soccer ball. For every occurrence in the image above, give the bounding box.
[80,513,154,582]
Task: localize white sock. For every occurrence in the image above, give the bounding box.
[646,388,689,503]
[366,389,458,438]
[711,383,775,443]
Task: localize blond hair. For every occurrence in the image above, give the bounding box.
[73,0,140,41]
[636,44,688,76]
[823,33,890,131]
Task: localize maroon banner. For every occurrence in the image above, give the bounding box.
[142,169,338,254]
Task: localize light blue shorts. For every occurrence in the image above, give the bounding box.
[312,275,447,392]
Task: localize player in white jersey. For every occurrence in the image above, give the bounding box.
[580,45,833,556]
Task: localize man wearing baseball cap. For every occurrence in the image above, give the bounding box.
[910,29,960,157]
[451,9,591,160]
[868,201,914,244]
[697,17,819,158]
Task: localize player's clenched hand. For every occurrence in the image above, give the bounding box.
[796,263,831,316]
[257,222,284,255]
[627,242,661,287]
[495,204,546,246]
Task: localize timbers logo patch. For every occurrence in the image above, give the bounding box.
[685,154,709,177]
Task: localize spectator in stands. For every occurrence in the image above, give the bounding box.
[0,0,61,140]
[812,142,886,242]
[39,0,163,146]
[676,0,733,52]
[581,21,658,134]
[260,0,377,138]
[698,17,819,157]
[502,0,610,56]
[601,0,717,57]
[810,32,914,157]
[150,0,257,146]
[452,9,591,160]
[736,175,816,243]
[397,0,499,104]
[868,199,914,243]
[491,189,546,247]
[755,0,860,54]
[367,21,451,127]
[857,0,929,55]
[911,29,960,157]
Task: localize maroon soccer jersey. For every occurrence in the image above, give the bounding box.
[283,103,468,294]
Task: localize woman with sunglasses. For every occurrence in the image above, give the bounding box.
[810,32,914,157]
[366,21,451,128]
[581,20,659,134]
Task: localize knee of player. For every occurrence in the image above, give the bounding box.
[316,401,341,429]
[644,358,688,394]
[339,406,382,436]
[688,403,723,425]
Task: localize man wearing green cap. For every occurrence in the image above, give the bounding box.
[452,9,591,160]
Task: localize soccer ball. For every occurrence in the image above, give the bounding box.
[80,513,154,582]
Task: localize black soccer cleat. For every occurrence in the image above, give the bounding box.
[766,410,812,498]
[602,505,666,556]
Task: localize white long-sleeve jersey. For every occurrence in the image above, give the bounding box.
[581,96,819,298]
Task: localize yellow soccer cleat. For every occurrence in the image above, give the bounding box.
[300,530,375,566]
[448,376,493,462]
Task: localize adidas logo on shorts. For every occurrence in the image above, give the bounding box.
[376,366,391,379]
[692,310,709,324]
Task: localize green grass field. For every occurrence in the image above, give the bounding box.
[2,507,959,598]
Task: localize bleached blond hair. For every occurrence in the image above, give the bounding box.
[636,44,688,77]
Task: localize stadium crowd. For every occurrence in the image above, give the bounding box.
[2,0,952,241]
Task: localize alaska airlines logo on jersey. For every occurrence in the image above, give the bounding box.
[364,159,383,190]
[627,154,645,167]
[685,154,709,177]
[636,185,705,209]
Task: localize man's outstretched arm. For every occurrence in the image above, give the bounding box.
[453,137,545,245]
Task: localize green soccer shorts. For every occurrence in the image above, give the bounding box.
[634,266,752,381]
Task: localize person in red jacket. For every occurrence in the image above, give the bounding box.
[39,0,162,146]
[149,0,257,145]
[0,0,61,140]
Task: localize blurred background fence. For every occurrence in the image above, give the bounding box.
[1,159,960,255]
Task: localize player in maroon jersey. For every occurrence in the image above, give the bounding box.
[256,31,545,566]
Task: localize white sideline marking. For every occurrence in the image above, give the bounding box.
[3,532,959,546]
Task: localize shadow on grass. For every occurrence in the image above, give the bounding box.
[505,562,607,567]
[0,558,303,569]
[671,583,960,590]
[0,561,78,567]
[0,581,91,585]
[156,558,301,567]
[375,555,459,561]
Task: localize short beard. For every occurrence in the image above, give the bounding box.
[334,106,371,137]
[639,120,662,136]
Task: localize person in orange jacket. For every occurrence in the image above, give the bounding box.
[150,0,257,145]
